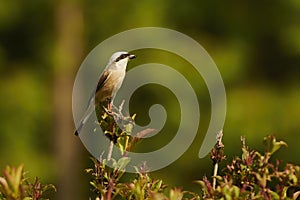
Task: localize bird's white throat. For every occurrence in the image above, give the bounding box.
[115,58,129,70]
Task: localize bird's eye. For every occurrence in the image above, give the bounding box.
[115,53,129,62]
[121,54,129,59]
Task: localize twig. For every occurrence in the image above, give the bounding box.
[118,100,125,113]
[107,141,114,161]
[212,162,218,190]
[212,130,224,190]
[106,179,114,200]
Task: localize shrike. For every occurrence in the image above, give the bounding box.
[74,51,136,136]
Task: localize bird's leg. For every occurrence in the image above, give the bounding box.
[106,99,114,115]
[107,102,112,112]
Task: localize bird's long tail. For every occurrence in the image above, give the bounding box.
[74,102,95,136]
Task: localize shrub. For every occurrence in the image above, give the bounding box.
[86,106,300,199]
[0,164,56,200]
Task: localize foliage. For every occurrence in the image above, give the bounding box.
[87,107,300,199]
[0,164,56,200]
[86,157,199,200]
[198,135,300,200]
[95,102,137,152]
[86,106,199,200]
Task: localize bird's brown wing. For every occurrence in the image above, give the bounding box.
[85,70,111,107]
[75,69,112,136]
[96,70,111,93]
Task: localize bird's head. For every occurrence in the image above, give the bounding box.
[108,51,136,69]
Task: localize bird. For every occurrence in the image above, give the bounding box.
[74,51,136,136]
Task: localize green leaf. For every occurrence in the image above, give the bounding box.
[231,186,240,198]
[169,188,183,200]
[269,190,280,200]
[264,135,288,155]
[114,157,130,171]
[90,181,98,189]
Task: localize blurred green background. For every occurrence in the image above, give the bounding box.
[0,0,300,199]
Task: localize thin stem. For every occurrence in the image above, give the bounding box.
[212,162,218,190]
[212,130,224,190]
[107,141,114,161]
[106,179,114,200]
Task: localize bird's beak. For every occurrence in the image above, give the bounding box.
[129,54,136,60]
